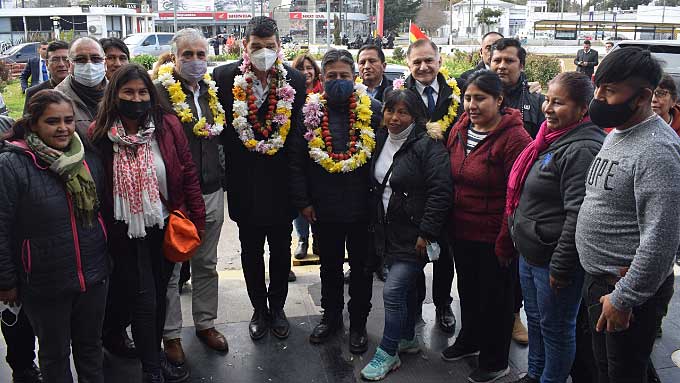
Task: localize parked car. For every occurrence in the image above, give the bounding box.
[0,42,39,64]
[612,40,680,88]
[124,33,174,57]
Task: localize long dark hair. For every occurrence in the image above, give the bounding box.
[91,63,164,142]
[2,89,74,141]
[382,88,428,127]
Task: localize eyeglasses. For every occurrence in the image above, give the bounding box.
[70,55,104,64]
[654,89,671,98]
[48,56,69,64]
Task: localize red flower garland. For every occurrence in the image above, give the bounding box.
[320,94,360,161]
[245,67,279,138]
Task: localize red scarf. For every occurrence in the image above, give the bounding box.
[505,117,590,217]
[308,80,323,94]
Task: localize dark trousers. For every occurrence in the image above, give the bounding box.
[453,239,515,371]
[238,223,292,311]
[2,308,37,371]
[315,222,373,329]
[570,300,598,383]
[22,278,108,383]
[416,240,454,309]
[104,228,174,374]
[583,273,674,383]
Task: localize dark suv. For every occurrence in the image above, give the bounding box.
[612,40,680,88]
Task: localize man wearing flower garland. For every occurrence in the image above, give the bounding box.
[288,49,382,354]
[154,28,228,365]
[399,38,460,334]
[213,17,306,342]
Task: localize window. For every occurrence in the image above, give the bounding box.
[21,44,37,56]
[142,35,157,46]
[10,17,24,32]
[157,34,172,45]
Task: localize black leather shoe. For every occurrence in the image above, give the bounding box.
[349,327,368,354]
[436,305,456,334]
[288,269,297,282]
[249,309,269,340]
[270,308,290,339]
[103,329,137,359]
[309,315,342,344]
[12,363,42,383]
[294,239,309,260]
[160,351,189,383]
[312,235,320,256]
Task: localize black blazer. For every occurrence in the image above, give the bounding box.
[405,73,464,139]
[213,60,307,225]
[23,80,53,115]
[372,75,393,102]
[574,49,599,77]
[20,57,44,92]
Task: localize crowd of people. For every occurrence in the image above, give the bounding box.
[0,15,678,383]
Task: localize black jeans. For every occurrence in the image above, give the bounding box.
[416,239,455,309]
[105,227,174,375]
[583,273,674,383]
[315,222,373,329]
[453,239,515,371]
[238,223,292,311]
[570,300,597,383]
[1,308,37,372]
[22,278,108,383]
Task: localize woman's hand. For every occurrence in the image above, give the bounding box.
[415,237,428,260]
[497,256,513,268]
[0,288,18,305]
[549,274,570,290]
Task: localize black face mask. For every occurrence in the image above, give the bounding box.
[119,99,151,121]
[588,92,640,128]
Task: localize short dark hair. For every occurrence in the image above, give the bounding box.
[46,40,69,58]
[465,69,505,108]
[40,41,49,46]
[357,44,385,64]
[605,41,614,46]
[491,38,526,66]
[658,73,678,101]
[583,40,591,45]
[100,37,130,58]
[407,39,438,58]
[594,47,663,89]
[382,89,428,127]
[321,49,354,74]
[549,71,594,109]
[481,31,503,41]
[244,16,279,42]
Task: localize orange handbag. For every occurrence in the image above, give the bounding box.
[162,209,201,263]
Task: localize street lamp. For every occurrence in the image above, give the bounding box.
[50,16,61,40]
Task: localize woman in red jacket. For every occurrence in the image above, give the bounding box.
[442,70,531,383]
[89,64,206,383]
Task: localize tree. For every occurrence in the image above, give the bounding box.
[476,7,503,34]
[384,0,423,33]
[415,5,448,35]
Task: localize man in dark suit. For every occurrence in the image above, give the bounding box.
[575,40,599,78]
[403,38,461,334]
[213,16,307,342]
[19,41,49,93]
[357,44,392,102]
[460,31,504,85]
[22,40,70,114]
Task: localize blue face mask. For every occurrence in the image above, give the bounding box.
[324,79,354,103]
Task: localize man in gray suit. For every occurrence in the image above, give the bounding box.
[575,40,599,78]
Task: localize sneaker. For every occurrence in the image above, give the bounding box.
[511,374,539,383]
[360,347,401,381]
[398,337,420,354]
[468,367,510,383]
[512,313,529,345]
[441,344,480,362]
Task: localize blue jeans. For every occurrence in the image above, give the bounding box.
[293,214,310,239]
[379,260,424,356]
[519,256,584,383]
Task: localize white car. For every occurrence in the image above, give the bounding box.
[124,33,175,57]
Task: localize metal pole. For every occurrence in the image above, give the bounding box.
[326,0,330,48]
[467,0,472,38]
[560,0,564,20]
[578,0,583,42]
[251,0,256,21]
[173,0,177,33]
[450,0,454,45]
[662,0,666,23]
[311,0,317,44]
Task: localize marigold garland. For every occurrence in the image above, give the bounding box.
[231,51,295,156]
[157,63,226,138]
[303,85,375,173]
[392,67,461,135]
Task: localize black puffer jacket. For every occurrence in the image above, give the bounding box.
[370,123,453,264]
[504,73,546,138]
[0,140,110,297]
[509,121,604,282]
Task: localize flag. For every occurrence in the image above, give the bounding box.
[409,23,428,43]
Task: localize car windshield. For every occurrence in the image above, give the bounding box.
[654,53,680,73]
[124,34,146,45]
[1,44,23,55]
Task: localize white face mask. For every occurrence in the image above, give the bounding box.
[0,301,22,327]
[73,62,106,87]
[250,48,278,72]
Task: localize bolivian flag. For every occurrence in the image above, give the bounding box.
[409,23,428,43]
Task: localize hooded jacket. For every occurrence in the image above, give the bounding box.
[509,121,605,282]
[447,108,531,248]
[370,122,453,265]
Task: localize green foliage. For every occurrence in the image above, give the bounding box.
[209,53,241,62]
[476,8,503,27]
[391,47,406,64]
[441,50,480,77]
[384,0,423,33]
[130,54,157,70]
[60,30,76,43]
[3,80,24,121]
[282,44,307,61]
[333,15,341,45]
[524,54,561,86]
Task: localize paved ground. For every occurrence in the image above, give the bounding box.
[1,205,679,382]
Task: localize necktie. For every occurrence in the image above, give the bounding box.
[41,60,48,82]
[424,86,435,117]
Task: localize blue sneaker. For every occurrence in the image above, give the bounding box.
[398,337,420,354]
[360,347,401,381]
